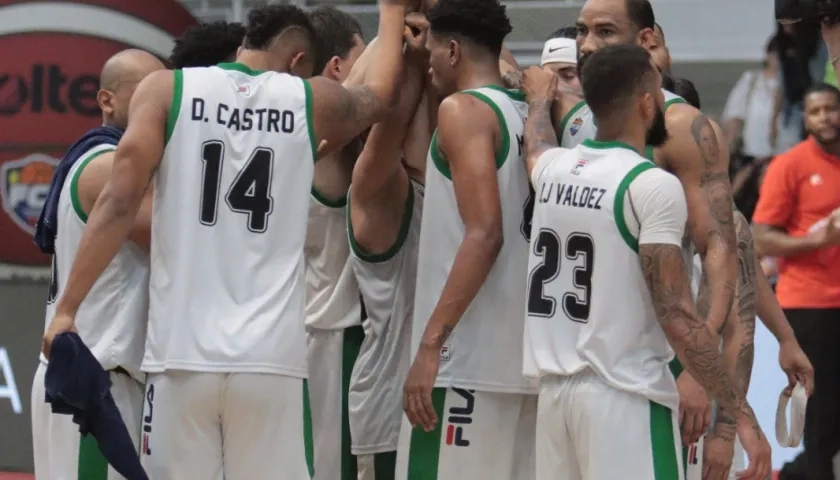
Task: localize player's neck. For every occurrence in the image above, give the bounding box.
[456,62,504,92]
[234,50,289,75]
[594,127,645,156]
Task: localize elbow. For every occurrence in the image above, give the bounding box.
[99,182,143,219]
[465,224,503,257]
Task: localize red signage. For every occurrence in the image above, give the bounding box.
[0,0,196,265]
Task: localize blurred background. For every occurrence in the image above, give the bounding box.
[0,0,828,476]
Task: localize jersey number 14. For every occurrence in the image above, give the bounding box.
[198,141,274,233]
[527,229,594,323]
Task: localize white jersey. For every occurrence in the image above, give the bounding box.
[347,180,423,451]
[144,63,315,376]
[522,140,688,411]
[558,89,686,149]
[42,144,149,383]
[414,86,534,393]
[305,193,361,330]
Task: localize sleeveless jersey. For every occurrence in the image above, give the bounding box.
[414,85,535,393]
[42,144,149,383]
[347,180,424,450]
[305,192,361,330]
[522,140,679,411]
[144,63,314,376]
[558,89,686,148]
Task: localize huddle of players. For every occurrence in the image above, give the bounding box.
[34,0,816,479]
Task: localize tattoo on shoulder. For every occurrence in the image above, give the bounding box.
[690,114,721,169]
[502,70,523,90]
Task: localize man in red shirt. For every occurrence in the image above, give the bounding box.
[754,83,840,480]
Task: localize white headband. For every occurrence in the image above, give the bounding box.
[540,37,577,67]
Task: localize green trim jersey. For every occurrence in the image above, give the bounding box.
[143,63,315,376]
[558,89,687,149]
[305,193,361,330]
[522,139,688,411]
[414,85,536,393]
[41,144,149,382]
[347,180,424,452]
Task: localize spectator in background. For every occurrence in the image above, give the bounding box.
[753,83,840,480]
[541,27,580,93]
[722,37,788,219]
[771,22,828,152]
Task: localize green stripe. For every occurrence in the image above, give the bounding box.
[348,182,415,263]
[303,379,315,477]
[664,97,687,110]
[374,451,397,480]
[406,388,446,479]
[557,100,586,143]
[303,78,318,163]
[311,187,347,208]
[70,148,116,223]
[613,162,656,252]
[165,69,183,146]
[649,401,680,480]
[669,358,684,378]
[78,433,108,480]
[342,326,365,480]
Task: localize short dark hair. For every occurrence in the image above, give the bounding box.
[805,83,840,103]
[243,5,315,51]
[654,22,665,40]
[673,77,701,109]
[766,35,779,53]
[581,43,656,119]
[309,6,364,74]
[660,71,675,92]
[626,0,655,31]
[427,0,512,56]
[169,22,245,68]
[547,26,577,41]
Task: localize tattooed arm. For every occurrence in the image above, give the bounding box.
[661,105,737,335]
[521,66,562,178]
[308,3,406,158]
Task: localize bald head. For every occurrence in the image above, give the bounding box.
[98,49,164,129]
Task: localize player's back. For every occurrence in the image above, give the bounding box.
[522,140,678,410]
[144,63,315,376]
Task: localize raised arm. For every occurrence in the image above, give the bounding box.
[44,69,171,353]
[522,66,560,177]
[349,44,426,254]
[662,105,737,335]
[308,2,406,158]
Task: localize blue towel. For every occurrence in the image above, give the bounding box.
[34,126,124,254]
[45,332,148,480]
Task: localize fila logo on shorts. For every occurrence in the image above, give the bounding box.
[445,388,475,447]
[142,384,155,456]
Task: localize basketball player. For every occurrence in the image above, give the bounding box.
[169,21,246,68]
[31,49,163,480]
[346,25,430,479]
[43,2,411,478]
[399,0,535,478]
[650,23,671,73]
[303,7,368,480]
[520,44,771,480]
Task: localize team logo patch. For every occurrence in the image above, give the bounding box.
[238,85,252,97]
[570,117,583,136]
[570,158,587,176]
[0,154,58,235]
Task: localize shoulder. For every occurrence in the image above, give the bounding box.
[437,93,497,136]
[766,145,805,175]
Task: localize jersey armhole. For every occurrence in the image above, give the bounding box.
[663,97,686,111]
[70,148,117,223]
[302,78,318,164]
[347,180,415,263]
[461,90,510,170]
[164,69,183,147]
[612,162,656,253]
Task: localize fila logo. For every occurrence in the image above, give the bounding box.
[445,388,475,447]
[142,384,155,456]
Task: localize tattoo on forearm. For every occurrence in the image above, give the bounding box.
[640,244,747,420]
[525,99,559,157]
[733,212,756,393]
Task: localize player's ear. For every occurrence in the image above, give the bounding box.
[96,89,116,116]
[636,27,654,49]
[289,51,313,78]
[448,39,460,66]
[326,55,342,81]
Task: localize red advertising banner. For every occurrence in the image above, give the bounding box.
[0,0,196,266]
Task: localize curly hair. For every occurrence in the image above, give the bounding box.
[169,22,245,68]
[427,0,512,55]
